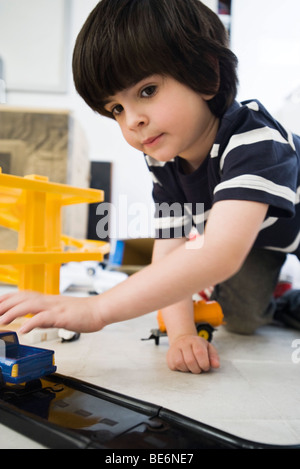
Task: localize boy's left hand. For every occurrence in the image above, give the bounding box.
[166,334,220,373]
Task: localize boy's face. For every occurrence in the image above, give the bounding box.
[104,75,219,171]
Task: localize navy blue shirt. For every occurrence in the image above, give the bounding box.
[145,100,300,257]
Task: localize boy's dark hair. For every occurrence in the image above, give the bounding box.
[72,0,238,118]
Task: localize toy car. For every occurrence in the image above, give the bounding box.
[0,331,56,386]
[143,300,224,345]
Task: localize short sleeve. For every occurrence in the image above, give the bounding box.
[213,124,298,219]
[144,154,195,239]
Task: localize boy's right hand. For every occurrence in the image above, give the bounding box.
[166,334,220,374]
[0,290,105,334]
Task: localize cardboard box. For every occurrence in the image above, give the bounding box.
[0,106,90,250]
[110,238,154,274]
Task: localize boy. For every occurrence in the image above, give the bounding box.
[0,0,300,374]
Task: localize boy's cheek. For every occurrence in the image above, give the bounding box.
[121,131,143,151]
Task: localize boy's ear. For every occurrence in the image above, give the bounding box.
[202,56,220,100]
[202,91,217,101]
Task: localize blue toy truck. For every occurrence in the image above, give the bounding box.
[0,331,56,385]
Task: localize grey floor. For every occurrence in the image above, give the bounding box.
[1,254,300,449]
[1,310,300,448]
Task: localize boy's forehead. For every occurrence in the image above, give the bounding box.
[102,91,124,106]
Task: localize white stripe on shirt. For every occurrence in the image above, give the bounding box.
[214,174,296,204]
[264,230,300,253]
[150,172,162,186]
[260,216,278,230]
[155,214,191,230]
[192,209,210,226]
[145,154,174,167]
[219,127,289,171]
[295,186,300,204]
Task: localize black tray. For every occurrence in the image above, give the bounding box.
[0,373,299,450]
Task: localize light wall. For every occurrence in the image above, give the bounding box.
[231,0,300,132]
[5,0,155,238]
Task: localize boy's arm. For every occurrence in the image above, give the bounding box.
[152,238,219,373]
[151,238,194,334]
[0,199,268,341]
[98,199,268,323]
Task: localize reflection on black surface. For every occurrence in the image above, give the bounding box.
[0,377,220,448]
[1,374,299,449]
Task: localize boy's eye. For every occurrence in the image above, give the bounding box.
[141,85,157,97]
[111,104,123,116]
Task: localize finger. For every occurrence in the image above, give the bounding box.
[0,290,37,302]
[191,339,213,372]
[0,292,51,325]
[0,294,22,315]
[0,301,36,325]
[207,343,220,368]
[181,346,203,374]
[0,290,30,304]
[168,349,189,373]
[0,291,39,315]
[0,292,17,304]
[19,310,57,333]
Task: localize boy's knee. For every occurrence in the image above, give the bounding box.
[212,285,276,335]
[211,248,286,335]
[223,315,259,335]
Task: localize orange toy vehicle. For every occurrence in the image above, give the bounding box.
[143,300,224,345]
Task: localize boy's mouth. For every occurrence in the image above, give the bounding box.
[142,134,164,147]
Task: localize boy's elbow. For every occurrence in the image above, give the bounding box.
[217,248,249,282]
[226,256,243,279]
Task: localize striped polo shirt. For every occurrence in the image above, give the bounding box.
[145,100,300,257]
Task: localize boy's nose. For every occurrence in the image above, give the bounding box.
[126,108,148,129]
